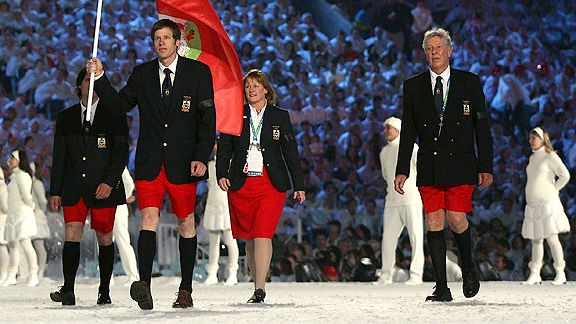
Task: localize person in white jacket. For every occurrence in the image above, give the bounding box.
[3,150,39,287]
[379,117,461,284]
[522,127,570,285]
[202,150,239,286]
[379,117,425,284]
[30,162,50,281]
[112,168,139,285]
[0,168,10,285]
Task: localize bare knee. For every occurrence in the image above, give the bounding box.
[446,211,469,233]
[65,222,84,242]
[96,231,113,246]
[425,210,445,231]
[177,214,196,238]
[140,208,160,231]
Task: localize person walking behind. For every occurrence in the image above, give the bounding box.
[113,167,139,285]
[522,127,570,285]
[379,117,424,285]
[202,144,239,286]
[30,161,50,281]
[3,150,38,287]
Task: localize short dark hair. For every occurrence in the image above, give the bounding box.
[75,68,87,98]
[150,19,181,42]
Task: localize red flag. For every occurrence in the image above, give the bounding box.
[156,0,244,136]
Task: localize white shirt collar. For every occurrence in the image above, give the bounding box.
[248,101,267,143]
[80,98,99,121]
[249,100,267,116]
[159,55,179,75]
[430,65,451,83]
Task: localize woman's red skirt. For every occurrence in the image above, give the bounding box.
[227,168,287,239]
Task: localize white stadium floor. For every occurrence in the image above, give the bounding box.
[0,277,575,323]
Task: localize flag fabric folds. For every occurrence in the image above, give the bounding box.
[157,0,244,136]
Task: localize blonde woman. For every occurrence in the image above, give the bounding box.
[3,150,38,287]
[522,127,570,285]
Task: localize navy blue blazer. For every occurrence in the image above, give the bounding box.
[50,91,128,208]
[396,68,493,186]
[216,104,305,192]
[95,55,216,184]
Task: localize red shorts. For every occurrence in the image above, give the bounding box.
[63,197,117,233]
[135,165,197,218]
[418,184,474,214]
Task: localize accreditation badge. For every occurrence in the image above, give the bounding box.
[246,145,263,176]
[97,135,106,149]
[181,96,191,112]
[272,125,280,141]
[463,100,470,116]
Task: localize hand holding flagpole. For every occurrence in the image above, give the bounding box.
[86,0,103,122]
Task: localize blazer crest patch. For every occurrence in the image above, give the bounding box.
[97,135,106,149]
[272,125,280,141]
[181,96,191,112]
[463,100,470,116]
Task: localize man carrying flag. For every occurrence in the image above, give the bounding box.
[88,17,215,310]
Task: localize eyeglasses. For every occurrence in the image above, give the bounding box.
[153,35,173,43]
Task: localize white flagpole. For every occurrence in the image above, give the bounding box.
[86,0,103,122]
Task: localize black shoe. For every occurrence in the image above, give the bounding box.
[50,287,63,303]
[50,287,76,305]
[130,281,153,310]
[97,292,112,305]
[425,286,453,302]
[247,288,266,303]
[462,267,480,298]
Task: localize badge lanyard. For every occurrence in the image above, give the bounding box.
[437,78,450,138]
[249,113,264,150]
[245,113,264,176]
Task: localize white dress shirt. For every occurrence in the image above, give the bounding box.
[430,66,451,96]
[158,55,178,96]
[80,98,99,123]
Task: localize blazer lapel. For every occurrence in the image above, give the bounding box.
[443,70,461,123]
[166,57,187,121]
[147,60,166,120]
[420,71,440,122]
[260,105,272,147]
[74,105,83,133]
[241,105,251,151]
[90,104,103,132]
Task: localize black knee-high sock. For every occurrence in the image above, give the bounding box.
[427,230,447,289]
[98,243,115,294]
[179,236,197,292]
[138,230,156,287]
[452,226,474,272]
[62,241,80,293]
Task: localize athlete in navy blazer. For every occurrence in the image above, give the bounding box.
[49,68,128,306]
[89,19,215,310]
[394,28,493,302]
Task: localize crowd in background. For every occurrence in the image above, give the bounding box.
[0,0,575,283]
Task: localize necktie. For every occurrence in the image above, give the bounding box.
[82,109,91,134]
[162,68,172,110]
[434,76,443,115]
